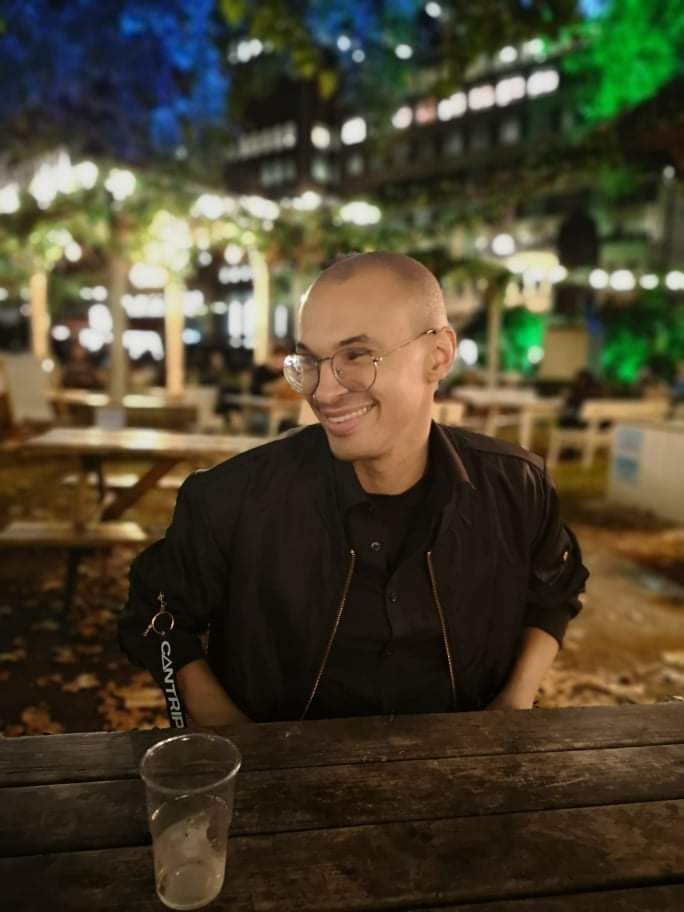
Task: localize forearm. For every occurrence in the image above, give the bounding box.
[177,658,252,727]
[490,626,560,709]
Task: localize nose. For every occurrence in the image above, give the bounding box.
[312,357,347,402]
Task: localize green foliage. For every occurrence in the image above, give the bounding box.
[564,0,684,122]
[599,292,684,383]
[501,307,547,374]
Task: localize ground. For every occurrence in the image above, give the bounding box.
[0,446,683,736]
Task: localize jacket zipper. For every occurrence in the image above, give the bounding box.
[426,551,457,709]
[300,549,356,721]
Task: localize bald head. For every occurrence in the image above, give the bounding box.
[304,251,447,331]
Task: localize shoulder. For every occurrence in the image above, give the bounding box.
[440,424,546,475]
[181,425,326,499]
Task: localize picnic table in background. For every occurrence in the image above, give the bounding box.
[9,426,269,525]
[49,389,199,432]
[0,427,270,606]
[2,703,683,910]
[452,387,561,449]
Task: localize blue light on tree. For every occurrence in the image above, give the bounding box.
[0,0,230,162]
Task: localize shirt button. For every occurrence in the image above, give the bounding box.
[370,541,382,552]
[387,591,398,604]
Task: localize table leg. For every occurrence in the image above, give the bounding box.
[102,458,181,520]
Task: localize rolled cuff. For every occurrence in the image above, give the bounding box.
[524,603,574,649]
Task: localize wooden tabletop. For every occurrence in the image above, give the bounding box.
[2,704,683,910]
[50,390,198,412]
[16,426,271,459]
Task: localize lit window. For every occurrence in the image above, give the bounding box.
[438,91,467,121]
[281,122,297,148]
[341,117,367,145]
[500,119,521,145]
[468,84,495,110]
[392,106,413,129]
[527,69,559,97]
[274,305,289,339]
[346,153,365,176]
[445,131,463,156]
[311,156,331,182]
[311,124,331,149]
[495,75,526,106]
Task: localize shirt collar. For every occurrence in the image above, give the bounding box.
[331,421,473,516]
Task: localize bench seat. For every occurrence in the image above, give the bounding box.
[0,520,147,548]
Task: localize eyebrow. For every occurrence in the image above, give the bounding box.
[295,334,379,354]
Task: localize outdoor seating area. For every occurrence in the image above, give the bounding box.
[2,2,683,909]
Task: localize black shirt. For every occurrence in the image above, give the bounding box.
[308,440,455,718]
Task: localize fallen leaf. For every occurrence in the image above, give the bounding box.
[36,673,64,687]
[0,647,27,663]
[3,724,25,737]
[0,670,10,682]
[20,704,64,735]
[52,646,77,664]
[31,619,60,632]
[74,643,104,657]
[62,673,101,693]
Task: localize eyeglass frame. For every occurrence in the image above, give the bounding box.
[282,327,443,396]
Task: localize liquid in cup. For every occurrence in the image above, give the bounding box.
[141,733,242,910]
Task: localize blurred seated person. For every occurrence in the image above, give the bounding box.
[249,343,291,397]
[558,369,604,428]
[129,352,163,391]
[61,341,106,390]
[200,349,246,423]
[249,343,299,432]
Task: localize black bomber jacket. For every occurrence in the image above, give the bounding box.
[118,423,588,722]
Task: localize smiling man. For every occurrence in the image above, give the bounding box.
[119,252,588,726]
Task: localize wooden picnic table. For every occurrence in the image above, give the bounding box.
[2,703,683,910]
[15,426,270,524]
[451,387,561,449]
[50,389,199,431]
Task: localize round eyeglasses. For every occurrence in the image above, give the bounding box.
[282,328,439,396]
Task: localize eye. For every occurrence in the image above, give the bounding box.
[341,348,372,363]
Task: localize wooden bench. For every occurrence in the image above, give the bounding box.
[0,520,148,609]
[60,471,186,491]
[547,398,671,469]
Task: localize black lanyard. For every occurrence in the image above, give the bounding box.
[143,592,188,729]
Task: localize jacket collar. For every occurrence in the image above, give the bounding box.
[297,422,475,540]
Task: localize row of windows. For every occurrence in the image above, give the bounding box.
[253,107,573,189]
[230,123,298,161]
[228,68,561,164]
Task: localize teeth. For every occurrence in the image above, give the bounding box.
[327,405,372,423]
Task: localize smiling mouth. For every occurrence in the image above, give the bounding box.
[323,404,374,424]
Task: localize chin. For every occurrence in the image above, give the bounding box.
[324,429,381,463]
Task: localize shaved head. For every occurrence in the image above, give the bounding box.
[303,251,447,331]
[295,250,457,485]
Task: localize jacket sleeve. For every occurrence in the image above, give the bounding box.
[524,464,589,647]
[118,471,231,691]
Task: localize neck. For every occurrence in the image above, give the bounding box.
[353,439,429,495]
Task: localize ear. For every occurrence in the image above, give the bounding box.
[426,327,457,382]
